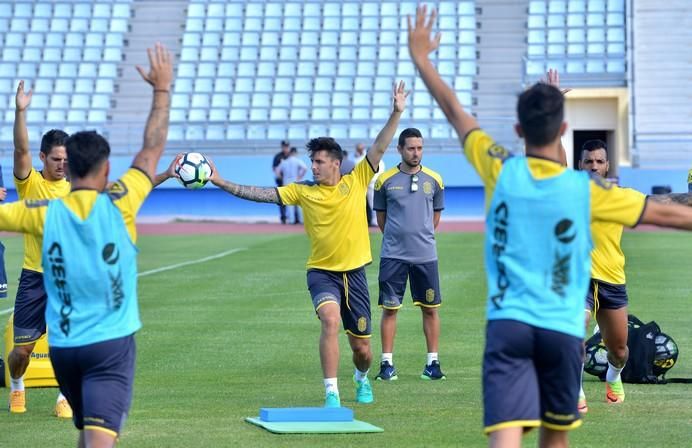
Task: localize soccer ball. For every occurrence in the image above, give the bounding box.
[652,333,678,376]
[175,152,212,189]
[584,341,609,377]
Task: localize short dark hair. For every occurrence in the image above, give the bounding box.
[517,83,564,147]
[306,137,343,162]
[65,131,111,178]
[398,128,423,147]
[40,129,68,155]
[289,147,298,154]
[581,139,608,160]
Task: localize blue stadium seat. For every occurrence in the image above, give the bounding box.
[206,125,225,140]
[214,78,233,92]
[91,94,110,109]
[229,108,247,121]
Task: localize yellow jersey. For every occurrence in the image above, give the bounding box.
[14,169,71,272]
[1,168,152,245]
[590,194,632,284]
[278,157,375,271]
[464,129,646,232]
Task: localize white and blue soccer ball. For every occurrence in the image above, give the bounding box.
[175,152,212,189]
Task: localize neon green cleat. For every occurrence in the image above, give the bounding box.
[324,391,341,408]
[354,377,374,404]
[606,379,625,404]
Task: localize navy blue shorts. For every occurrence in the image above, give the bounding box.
[50,335,136,436]
[585,279,628,313]
[483,320,582,434]
[13,269,47,345]
[307,267,371,338]
[378,258,441,309]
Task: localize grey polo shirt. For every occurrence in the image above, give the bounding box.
[373,165,444,263]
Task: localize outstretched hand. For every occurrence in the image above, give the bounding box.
[166,153,184,179]
[205,155,221,185]
[392,81,411,113]
[15,80,32,111]
[543,68,571,95]
[136,42,173,91]
[408,5,441,63]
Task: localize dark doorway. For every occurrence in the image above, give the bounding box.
[572,130,616,177]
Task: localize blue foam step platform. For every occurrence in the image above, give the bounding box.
[259,407,353,422]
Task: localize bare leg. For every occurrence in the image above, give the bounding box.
[380,308,398,354]
[83,429,117,448]
[9,342,35,380]
[348,334,372,373]
[421,306,440,353]
[596,307,629,368]
[539,427,569,448]
[317,303,342,378]
[488,427,522,448]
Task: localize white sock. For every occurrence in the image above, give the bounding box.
[354,368,369,382]
[324,378,338,396]
[606,361,624,383]
[57,392,67,403]
[579,363,586,399]
[426,352,439,366]
[10,376,24,392]
[381,353,393,364]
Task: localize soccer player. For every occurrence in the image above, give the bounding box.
[7,80,73,417]
[577,139,629,411]
[408,6,692,447]
[0,43,172,447]
[275,147,307,224]
[373,127,446,381]
[206,81,409,407]
[272,140,291,224]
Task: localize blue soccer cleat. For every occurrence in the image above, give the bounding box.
[354,377,374,404]
[375,361,398,381]
[421,360,446,380]
[324,391,341,408]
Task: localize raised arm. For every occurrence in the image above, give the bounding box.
[408,6,478,143]
[13,80,33,180]
[366,81,409,168]
[152,154,183,188]
[648,193,692,206]
[544,69,569,166]
[207,156,280,204]
[131,43,173,180]
[640,199,692,230]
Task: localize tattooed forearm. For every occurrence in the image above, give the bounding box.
[217,180,280,204]
[649,193,692,206]
[142,91,170,152]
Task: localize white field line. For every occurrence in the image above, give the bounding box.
[0,248,247,316]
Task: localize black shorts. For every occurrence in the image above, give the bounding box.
[483,320,582,434]
[378,258,441,309]
[13,269,47,345]
[585,279,628,313]
[50,335,136,436]
[307,267,371,338]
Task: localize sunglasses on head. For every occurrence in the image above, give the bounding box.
[410,174,419,192]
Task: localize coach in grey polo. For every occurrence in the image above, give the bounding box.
[373,128,446,382]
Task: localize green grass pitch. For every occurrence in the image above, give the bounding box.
[0,231,690,447]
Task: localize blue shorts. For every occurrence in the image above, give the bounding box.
[378,258,441,309]
[307,267,371,338]
[13,269,47,345]
[585,279,628,313]
[483,320,582,434]
[50,335,136,437]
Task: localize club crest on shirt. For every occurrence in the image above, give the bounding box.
[107,180,129,200]
[487,143,511,161]
[423,181,433,194]
[357,316,367,332]
[338,183,350,196]
[426,289,435,303]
